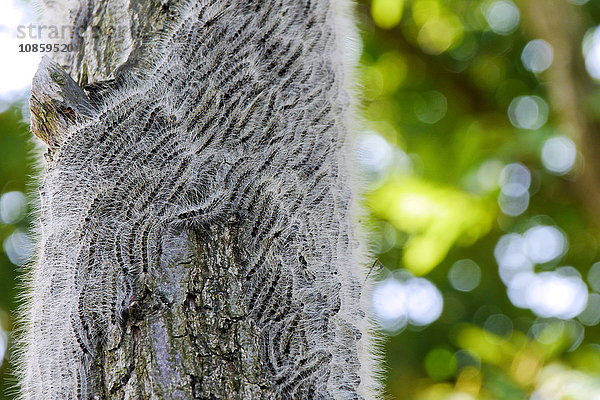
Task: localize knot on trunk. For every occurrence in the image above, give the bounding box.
[30,56,97,149]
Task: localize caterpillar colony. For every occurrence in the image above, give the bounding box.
[18,0,382,399]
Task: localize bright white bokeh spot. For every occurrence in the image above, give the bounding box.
[531,365,600,400]
[405,278,443,326]
[372,276,443,331]
[526,268,588,319]
[498,191,529,216]
[358,133,394,174]
[0,191,26,224]
[584,26,600,80]
[499,163,531,197]
[448,259,481,292]
[484,0,520,35]
[588,262,600,292]
[372,278,409,332]
[523,225,567,264]
[578,292,600,326]
[0,0,41,105]
[495,233,533,284]
[507,272,536,308]
[508,96,548,130]
[495,234,527,269]
[498,232,588,318]
[498,163,531,216]
[521,39,553,73]
[541,136,577,175]
[3,229,33,266]
[569,0,589,4]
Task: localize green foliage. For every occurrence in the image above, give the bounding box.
[370,176,495,274]
[358,0,600,398]
[0,106,34,399]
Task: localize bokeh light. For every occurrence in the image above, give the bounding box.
[495,233,533,284]
[448,259,481,292]
[483,0,520,36]
[508,95,549,130]
[358,133,394,175]
[583,26,600,80]
[526,268,588,319]
[0,328,7,368]
[588,262,600,292]
[499,163,530,197]
[541,136,577,175]
[498,163,531,216]
[405,277,444,326]
[3,229,33,266]
[531,365,600,399]
[494,225,587,320]
[475,159,503,192]
[413,90,448,124]
[521,39,554,74]
[424,347,457,380]
[371,0,405,29]
[372,273,443,332]
[484,314,513,339]
[523,225,567,264]
[578,293,600,326]
[372,277,409,332]
[0,191,26,225]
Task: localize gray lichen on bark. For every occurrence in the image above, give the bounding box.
[20,1,379,399]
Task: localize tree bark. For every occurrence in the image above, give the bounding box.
[20,1,378,399]
[519,0,600,226]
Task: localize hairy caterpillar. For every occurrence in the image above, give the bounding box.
[18,1,381,399]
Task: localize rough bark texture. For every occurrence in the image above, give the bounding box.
[20,1,378,399]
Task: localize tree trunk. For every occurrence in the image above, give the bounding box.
[20,1,378,399]
[519,0,600,226]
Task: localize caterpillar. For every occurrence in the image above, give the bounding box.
[18,1,381,399]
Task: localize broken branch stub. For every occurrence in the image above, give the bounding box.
[30,55,97,148]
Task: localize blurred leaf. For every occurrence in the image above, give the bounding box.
[371,0,405,29]
[369,177,496,275]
